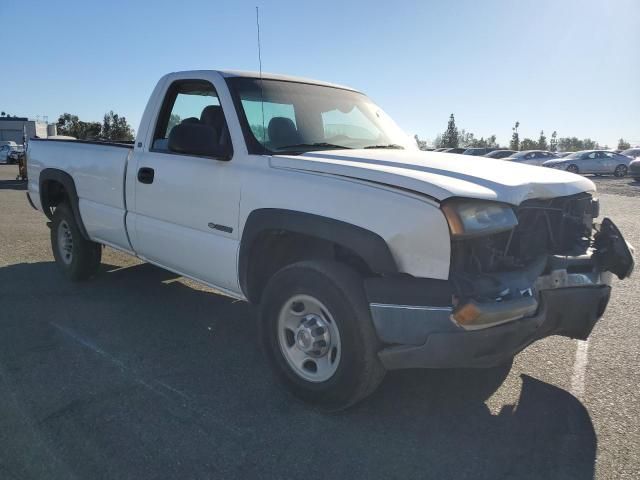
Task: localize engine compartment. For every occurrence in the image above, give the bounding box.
[449,193,600,304]
[451,193,598,276]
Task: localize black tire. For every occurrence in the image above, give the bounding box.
[614,164,628,178]
[260,260,386,410]
[566,164,579,174]
[51,203,102,281]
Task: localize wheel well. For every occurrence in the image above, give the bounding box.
[245,230,373,304]
[41,179,69,216]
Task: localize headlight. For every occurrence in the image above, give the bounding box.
[441,199,518,238]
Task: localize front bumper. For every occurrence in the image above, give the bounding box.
[371,284,610,370]
[366,219,633,370]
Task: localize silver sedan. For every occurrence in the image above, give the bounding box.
[543,150,632,177]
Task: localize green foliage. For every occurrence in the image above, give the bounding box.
[556,137,598,152]
[549,131,558,152]
[520,138,538,150]
[56,113,101,139]
[510,121,520,150]
[250,123,267,143]
[56,111,134,141]
[167,113,181,134]
[102,111,135,141]
[441,114,459,148]
[618,138,631,150]
[537,130,548,150]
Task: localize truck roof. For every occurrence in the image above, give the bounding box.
[169,69,359,92]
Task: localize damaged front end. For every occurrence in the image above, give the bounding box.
[367,193,634,370]
[447,193,634,333]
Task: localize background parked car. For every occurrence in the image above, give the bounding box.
[621,148,640,160]
[441,147,466,154]
[7,146,24,164]
[433,147,448,152]
[0,144,17,164]
[462,147,497,156]
[555,152,573,158]
[504,150,559,166]
[484,149,516,159]
[543,150,631,177]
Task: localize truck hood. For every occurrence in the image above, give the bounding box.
[270,149,595,205]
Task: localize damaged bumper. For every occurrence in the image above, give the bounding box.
[367,218,634,370]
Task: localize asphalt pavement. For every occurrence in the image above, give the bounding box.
[0,164,638,479]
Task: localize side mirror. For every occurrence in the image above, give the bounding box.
[168,123,231,160]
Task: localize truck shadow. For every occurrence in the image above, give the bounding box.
[0,261,596,480]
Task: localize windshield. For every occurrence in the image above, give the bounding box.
[227,77,414,154]
[564,151,585,159]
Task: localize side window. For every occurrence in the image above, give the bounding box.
[588,152,597,159]
[152,80,227,152]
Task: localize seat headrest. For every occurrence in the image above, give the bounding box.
[268,117,299,148]
[200,105,225,129]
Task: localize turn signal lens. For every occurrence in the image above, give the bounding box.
[452,302,481,325]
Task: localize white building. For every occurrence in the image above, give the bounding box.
[0,117,56,145]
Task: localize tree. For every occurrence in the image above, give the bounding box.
[510,121,520,151]
[550,131,558,152]
[457,129,475,148]
[0,111,5,117]
[167,113,181,134]
[441,114,459,148]
[520,138,538,150]
[101,111,135,141]
[414,134,428,151]
[618,138,631,150]
[537,130,548,150]
[433,133,443,148]
[56,113,101,139]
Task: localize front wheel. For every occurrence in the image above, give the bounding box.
[260,260,385,410]
[566,164,579,174]
[614,164,628,177]
[51,203,102,281]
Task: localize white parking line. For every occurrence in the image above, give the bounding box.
[570,339,590,398]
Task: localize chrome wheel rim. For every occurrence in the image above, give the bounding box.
[277,294,341,382]
[615,165,627,177]
[57,220,73,265]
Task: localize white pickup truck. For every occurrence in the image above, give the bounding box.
[27,70,634,410]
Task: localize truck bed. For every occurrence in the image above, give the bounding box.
[28,138,134,251]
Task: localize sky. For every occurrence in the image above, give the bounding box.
[1,0,639,147]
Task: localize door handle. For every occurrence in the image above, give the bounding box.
[137,167,155,184]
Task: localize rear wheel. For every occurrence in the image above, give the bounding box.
[566,164,579,174]
[51,203,102,281]
[614,164,628,177]
[260,260,385,410]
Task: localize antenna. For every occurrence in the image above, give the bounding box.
[256,6,266,152]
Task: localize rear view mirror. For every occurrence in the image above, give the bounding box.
[168,123,231,160]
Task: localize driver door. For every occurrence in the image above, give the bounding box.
[129,78,241,294]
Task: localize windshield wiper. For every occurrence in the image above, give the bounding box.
[275,142,352,151]
[363,144,405,149]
